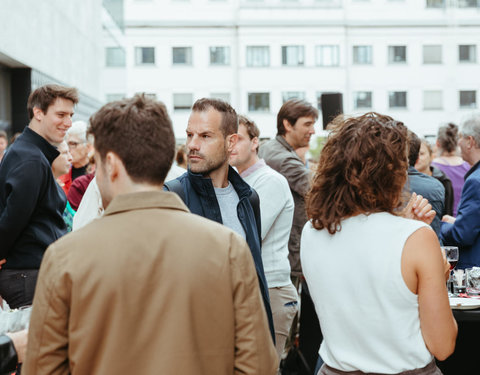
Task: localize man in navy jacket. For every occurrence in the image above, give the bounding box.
[0,84,78,308]
[441,114,480,268]
[165,98,274,341]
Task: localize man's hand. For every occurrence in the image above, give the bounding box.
[442,215,456,224]
[401,192,436,225]
[0,259,5,269]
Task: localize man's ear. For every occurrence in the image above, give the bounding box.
[32,107,44,121]
[251,137,259,153]
[227,133,238,153]
[105,152,120,182]
[283,119,293,133]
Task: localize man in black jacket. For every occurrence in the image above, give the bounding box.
[0,84,78,308]
[164,98,274,341]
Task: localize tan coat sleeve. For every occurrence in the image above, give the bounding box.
[229,233,278,375]
[23,244,70,375]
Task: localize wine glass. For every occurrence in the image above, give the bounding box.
[442,246,459,296]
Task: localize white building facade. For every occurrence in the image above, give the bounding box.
[103,0,480,139]
[0,0,124,134]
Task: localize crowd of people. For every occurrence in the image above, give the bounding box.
[0,83,479,374]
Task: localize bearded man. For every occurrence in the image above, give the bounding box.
[164,98,274,341]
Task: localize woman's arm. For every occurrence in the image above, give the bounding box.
[402,227,457,361]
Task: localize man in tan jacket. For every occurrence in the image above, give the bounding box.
[23,95,278,375]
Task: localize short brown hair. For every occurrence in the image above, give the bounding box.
[408,131,421,167]
[27,84,79,120]
[238,115,260,153]
[277,99,318,136]
[306,112,408,235]
[88,94,175,185]
[192,98,237,137]
[437,123,458,153]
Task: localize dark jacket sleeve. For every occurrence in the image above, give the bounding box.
[0,334,18,373]
[0,160,48,259]
[441,176,480,247]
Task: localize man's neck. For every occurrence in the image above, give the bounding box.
[28,121,57,146]
[206,163,230,188]
[281,134,297,150]
[236,155,259,175]
[468,151,480,167]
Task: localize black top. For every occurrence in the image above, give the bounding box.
[0,127,67,269]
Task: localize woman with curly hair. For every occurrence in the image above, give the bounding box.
[301,113,457,375]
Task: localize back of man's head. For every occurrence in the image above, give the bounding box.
[27,84,79,120]
[192,98,237,137]
[408,130,421,167]
[68,121,89,143]
[88,94,175,185]
[277,99,318,136]
[461,114,480,149]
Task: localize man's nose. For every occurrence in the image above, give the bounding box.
[65,117,73,127]
[309,125,316,135]
[187,136,200,151]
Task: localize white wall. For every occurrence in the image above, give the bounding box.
[0,0,103,100]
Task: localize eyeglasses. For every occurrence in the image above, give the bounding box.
[67,141,85,149]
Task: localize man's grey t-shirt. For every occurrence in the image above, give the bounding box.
[214,182,246,240]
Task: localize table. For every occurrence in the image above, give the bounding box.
[436,308,480,374]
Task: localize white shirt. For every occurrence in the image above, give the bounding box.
[301,212,433,373]
[241,160,294,287]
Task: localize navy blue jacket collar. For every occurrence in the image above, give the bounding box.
[22,127,59,164]
[187,165,252,199]
[465,160,480,181]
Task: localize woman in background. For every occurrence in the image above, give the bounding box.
[301,113,457,375]
[415,139,454,216]
[431,123,470,216]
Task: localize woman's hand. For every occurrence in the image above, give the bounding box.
[401,192,436,225]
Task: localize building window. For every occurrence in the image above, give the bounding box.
[353,46,373,65]
[106,94,125,102]
[106,47,126,67]
[282,46,305,66]
[426,0,445,7]
[423,45,442,64]
[135,47,155,65]
[315,45,340,66]
[248,93,270,112]
[173,93,193,111]
[172,47,193,65]
[282,92,305,103]
[423,90,443,110]
[353,91,372,109]
[210,93,231,102]
[459,45,477,63]
[459,91,477,108]
[457,0,479,7]
[389,91,407,108]
[210,47,230,65]
[388,46,407,64]
[246,46,270,67]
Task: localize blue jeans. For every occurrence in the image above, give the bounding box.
[0,269,38,309]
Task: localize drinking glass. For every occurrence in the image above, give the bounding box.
[442,246,459,296]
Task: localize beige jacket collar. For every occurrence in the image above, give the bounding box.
[104,190,189,217]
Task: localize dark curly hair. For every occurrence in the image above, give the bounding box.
[306,112,409,234]
[437,123,458,154]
